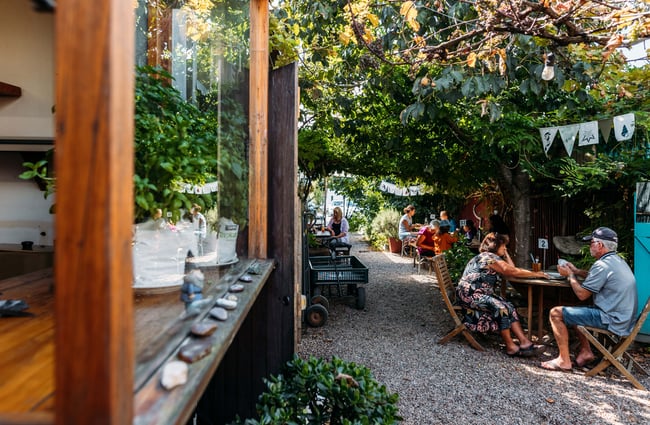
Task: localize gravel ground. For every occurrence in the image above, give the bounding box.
[298,233,650,425]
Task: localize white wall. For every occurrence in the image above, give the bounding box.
[0,153,54,246]
[0,0,55,141]
[0,2,55,245]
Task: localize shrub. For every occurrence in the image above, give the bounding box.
[367,208,400,250]
[443,242,475,284]
[231,355,401,425]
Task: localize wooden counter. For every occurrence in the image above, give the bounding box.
[0,259,275,425]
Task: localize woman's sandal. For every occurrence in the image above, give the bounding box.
[507,344,544,358]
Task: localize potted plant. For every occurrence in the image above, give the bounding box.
[230,355,401,424]
[369,208,401,253]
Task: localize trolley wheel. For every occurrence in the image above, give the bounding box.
[305,304,328,327]
[311,294,330,311]
[355,286,366,310]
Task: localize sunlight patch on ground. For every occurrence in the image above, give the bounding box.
[410,273,436,284]
[380,251,414,264]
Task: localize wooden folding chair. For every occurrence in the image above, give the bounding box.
[431,254,484,351]
[576,296,650,390]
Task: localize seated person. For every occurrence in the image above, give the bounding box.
[440,210,457,232]
[416,220,440,257]
[487,213,510,236]
[398,204,419,241]
[325,207,351,249]
[433,220,459,254]
[456,232,548,357]
[462,219,478,242]
[541,227,638,372]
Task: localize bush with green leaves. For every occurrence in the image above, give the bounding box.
[367,208,400,250]
[231,355,401,425]
[443,242,476,284]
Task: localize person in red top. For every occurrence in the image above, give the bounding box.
[433,219,459,254]
[416,220,440,257]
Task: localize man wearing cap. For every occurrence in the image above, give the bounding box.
[540,227,638,372]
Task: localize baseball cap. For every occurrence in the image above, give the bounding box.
[582,227,618,243]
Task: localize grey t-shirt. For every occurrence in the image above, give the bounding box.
[581,251,638,336]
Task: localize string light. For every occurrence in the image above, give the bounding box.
[541,52,556,81]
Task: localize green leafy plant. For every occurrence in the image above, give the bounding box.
[231,355,401,425]
[443,242,476,284]
[19,154,56,205]
[367,208,400,250]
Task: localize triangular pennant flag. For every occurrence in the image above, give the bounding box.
[614,113,635,141]
[578,121,599,146]
[539,126,558,154]
[558,124,579,156]
[598,119,613,143]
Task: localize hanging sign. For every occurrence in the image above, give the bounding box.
[558,124,579,156]
[614,113,635,141]
[578,121,599,146]
[539,126,558,154]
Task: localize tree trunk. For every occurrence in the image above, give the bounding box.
[498,163,532,268]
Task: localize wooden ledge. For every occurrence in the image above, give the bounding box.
[0,82,22,97]
[133,259,275,425]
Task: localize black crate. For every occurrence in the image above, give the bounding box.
[308,255,368,285]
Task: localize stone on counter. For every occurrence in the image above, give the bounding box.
[215,298,237,310]
[238,274,253,282]
[229,283,244,293]
[191,320,218,337]
[209,307,228,321]
[161,361,189,390]
[178,338,214,363]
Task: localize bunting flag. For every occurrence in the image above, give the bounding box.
[614,113,635,141]
[538,113,636,155]
[379,181,423,196]
[598,119,613,142]
[177,181,219,194]
[539,126,558,154]
[558,124,579,156]
[578,121,599,146]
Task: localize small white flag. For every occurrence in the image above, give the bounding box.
[614,113,635,141]
[539,127,558,154]
[558,124,580,156]
[578,121,599,146]
[598,119,613,142]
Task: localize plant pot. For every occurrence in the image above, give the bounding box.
[309,246,330,257]
[388,237,402,253]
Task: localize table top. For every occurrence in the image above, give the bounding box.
[507,271,572,288]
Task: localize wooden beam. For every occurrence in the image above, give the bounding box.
[55,1,134,424]
[0,81,22,97]
[248,0,269,258]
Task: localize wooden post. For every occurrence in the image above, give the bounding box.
[55,1,135,424]
[248,0,269,258]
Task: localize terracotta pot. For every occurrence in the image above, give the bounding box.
[388,237,402,253]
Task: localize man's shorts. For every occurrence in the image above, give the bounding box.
[562,306,605,329]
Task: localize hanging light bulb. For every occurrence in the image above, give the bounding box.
[541,52,555,81]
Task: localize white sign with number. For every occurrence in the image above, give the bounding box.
[459,219,467,227]
[538,238,549,249]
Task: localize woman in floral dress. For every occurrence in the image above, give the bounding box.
[456,232,548,357]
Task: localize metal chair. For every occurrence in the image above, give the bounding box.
[431,254,484,351]
[415,250,434,274]
[576,296,650,390]
[400,236,417,258]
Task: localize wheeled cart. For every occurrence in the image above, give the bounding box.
[304,255,369,327]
